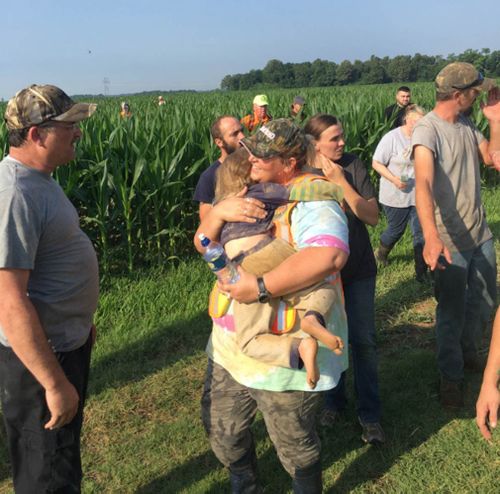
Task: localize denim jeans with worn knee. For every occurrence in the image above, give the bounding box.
[434,238,497,382]
[324,276,381,423]
[380,205,423,247]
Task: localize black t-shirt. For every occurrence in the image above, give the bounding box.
[313,154,377,286]
[193,160,221,204]
[384,103,405,129]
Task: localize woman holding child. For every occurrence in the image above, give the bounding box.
[195,119,349,493]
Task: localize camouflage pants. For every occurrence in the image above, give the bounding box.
[201,359,322,477]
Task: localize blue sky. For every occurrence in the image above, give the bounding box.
[1,0,499,99]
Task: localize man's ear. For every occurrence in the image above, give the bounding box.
[214,137,224,149]
[28,126,44,145]
[286,157,297,171]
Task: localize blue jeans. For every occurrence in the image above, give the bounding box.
[324,276,380,423]
[380,205,423,247]
[434,238,497,382]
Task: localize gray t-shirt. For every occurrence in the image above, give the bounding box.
[373,127,415,208]
[411,112,491,252]
[0,156,99,351]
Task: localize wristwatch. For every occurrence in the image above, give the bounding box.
[257,277,271,303]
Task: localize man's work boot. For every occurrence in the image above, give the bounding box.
[359,419,386,444]
[375,242,394,267]
[229,449,262,494]
[414,243,428,282]
[439,378,464,409]
[292,461,322,494]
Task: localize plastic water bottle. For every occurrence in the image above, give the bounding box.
[198,234,240,284]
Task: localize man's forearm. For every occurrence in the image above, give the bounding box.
[264,247,348,297]
[416,179,439,240]
[0,294,68,391]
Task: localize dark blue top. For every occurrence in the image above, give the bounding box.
[193,160,221,204]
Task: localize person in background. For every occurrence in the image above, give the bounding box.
[241,94,272,132]
[290,95,307,123]
[0,84,99,492]
[119,101,132,118]
[475,306,500,441]
[158,95,166,106]
[305,113,385,444]
[372,104,428,281]
[475,149,500,440]
[384,86,411,129]
[193,115,245,220]
[412,62,500,408]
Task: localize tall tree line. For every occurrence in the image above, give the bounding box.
[220,49,500,91]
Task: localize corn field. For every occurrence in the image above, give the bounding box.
[0,83,497,274]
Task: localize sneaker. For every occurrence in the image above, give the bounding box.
[318,408,339,428]
[439,378,464,409]
[359,420,386,444]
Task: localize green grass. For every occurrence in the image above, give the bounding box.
[0,189,499,493]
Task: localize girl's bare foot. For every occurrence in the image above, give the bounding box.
[301,314,344,355]
[298,338,319,389]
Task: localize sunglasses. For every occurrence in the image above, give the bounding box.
[452,72,484,91]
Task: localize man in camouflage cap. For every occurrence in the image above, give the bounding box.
[0,84,98,492]
[412,63,500,408]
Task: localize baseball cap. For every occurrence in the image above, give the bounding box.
[241,118,307,159]
[435,62,496,94]
[293,96,306,105]
[253,94,269,106]
[4,84,97,130]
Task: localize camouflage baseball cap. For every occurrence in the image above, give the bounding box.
[435,62,496,94]
[4,84,97,130]
[241,118,307,159]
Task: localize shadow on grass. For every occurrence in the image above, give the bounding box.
[320,350,479,492]
[134,350,484,493]
[135,417,291,494]
[89,310,211,397]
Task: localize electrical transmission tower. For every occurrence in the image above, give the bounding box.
[103,77,110,96]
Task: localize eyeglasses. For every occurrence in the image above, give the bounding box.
[452,72,484,91]
[37,121,80,130]
[239,140,253,156]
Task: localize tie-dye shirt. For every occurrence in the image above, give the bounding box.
[206,197,349,392]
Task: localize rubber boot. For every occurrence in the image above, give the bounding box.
[414,244,428,282]
[375,242,394,267]
[229,448,262,494]
[292,461,322,494]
